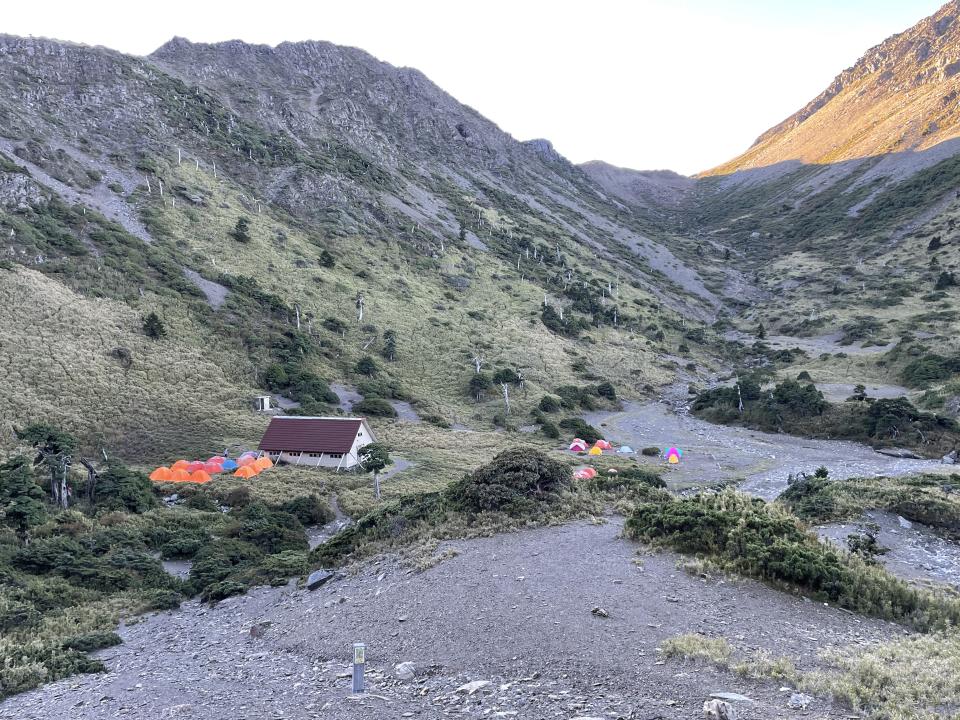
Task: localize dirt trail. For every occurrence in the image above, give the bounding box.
[0,520,904,720]
[585,401,945,499]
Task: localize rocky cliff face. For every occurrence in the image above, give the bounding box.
[707,0,960,177]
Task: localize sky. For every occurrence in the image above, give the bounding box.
[2,0,947,174]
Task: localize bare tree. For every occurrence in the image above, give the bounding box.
[500,382,510,414]
[470,350,485,374]
[355,293,365,323]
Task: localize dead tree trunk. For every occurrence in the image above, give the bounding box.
[80,458,99,505]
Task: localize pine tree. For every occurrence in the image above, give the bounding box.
[143,312,166,340]
[231,216,251,243]
[0,456,46,538]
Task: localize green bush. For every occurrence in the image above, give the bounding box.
[94,461,156,513]
[540,420,560,439]
[641,446,660,456]
[353,397,397,417]
[557,418,602,444]
[61,632,121,653]
[445,448,571,515]
[626,491,960,631]
[225,503,307,555]
[280,495,334,526]
[538,395,561,413]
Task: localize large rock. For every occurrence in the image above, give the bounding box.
[788,692,814,709]
[394,661,416,681]
[703,700,736,720]
[306,569,335,591]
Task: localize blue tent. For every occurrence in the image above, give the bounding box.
[221,458,238,471]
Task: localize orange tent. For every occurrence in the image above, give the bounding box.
[254,456,273,471]
[190,470,212,484]
[170,468,192,482]
[171,460,191,471]
[234,465,257,478]
[149,467,173,482]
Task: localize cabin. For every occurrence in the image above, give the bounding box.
[257,416,376,470]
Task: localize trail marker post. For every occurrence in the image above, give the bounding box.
[352,643,366,694]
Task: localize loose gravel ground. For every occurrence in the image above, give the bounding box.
[1,520,907,720]
[586,401,946,499]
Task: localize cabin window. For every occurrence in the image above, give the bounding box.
[329,453,343,459]
[307,452,323,458]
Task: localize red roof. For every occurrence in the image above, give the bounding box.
[258,417,365,453]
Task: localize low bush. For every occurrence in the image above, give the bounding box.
[445,448,571,515]
[352,397,398,417]
[557,418,602,443]
[626,490,960,631]
[280,495,334,526]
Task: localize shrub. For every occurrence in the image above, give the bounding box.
[626,491,960,631]
[201,580,248,603]
[94,461,156,513]
[188,538,264,595]
[595,381,617,400]
[557,418,602,444]
[540,420,560,439]
[445,448,571,515]
[354,355,379,376]
[353,397,397,417]
[641,446,660,457]
[319,249,335,267]
[281,495,334,526]
[225,503,307,555]
[538,395,561,413]
[230,216,251,243]
[61,632,121,653]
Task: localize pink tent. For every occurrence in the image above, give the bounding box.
[569,439,588,452]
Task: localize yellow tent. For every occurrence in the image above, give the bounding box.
[588,446,602,456]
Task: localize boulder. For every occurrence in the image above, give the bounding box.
[703,699,736,719]
[394,661,416,681]
[456,680,491,695]
[788,692,814,709]
[306,569,335,591]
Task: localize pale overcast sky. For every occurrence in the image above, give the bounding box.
[2,0,947,174]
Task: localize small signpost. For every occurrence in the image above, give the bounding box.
[352,643,366,694]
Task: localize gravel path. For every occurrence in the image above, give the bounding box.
[585,401,945,499]
[0,519,904,720]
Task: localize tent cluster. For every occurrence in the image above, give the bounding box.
[568,438,629,455]
[567,437,682,463]
[149,452,274,484]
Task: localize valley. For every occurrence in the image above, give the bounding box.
[3,2,960,719]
